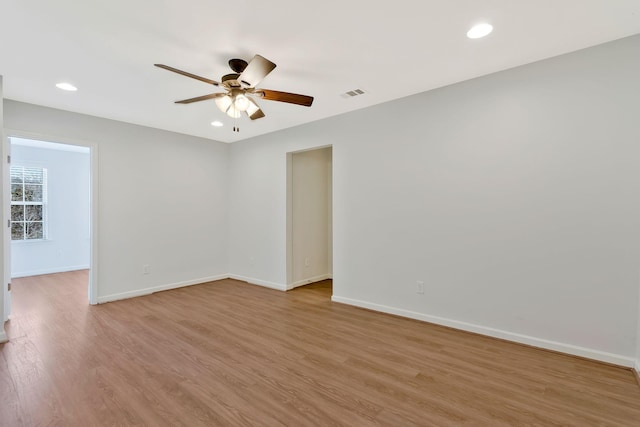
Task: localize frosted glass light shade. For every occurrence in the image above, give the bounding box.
[234,94,250,111]
[215,95,233,113]
[226,105,241,118]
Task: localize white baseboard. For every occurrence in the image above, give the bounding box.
[11,264,90,278]
[287,274,332,290]
[332,295,635,368]
[0,329,7,344]
[228,274,287,291]
[98,273,288,304]
[97,274,229,304]
[635,359,640,374]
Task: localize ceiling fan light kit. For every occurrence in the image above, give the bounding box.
[155,54,314,131]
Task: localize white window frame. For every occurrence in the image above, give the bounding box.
[10,165,48,241]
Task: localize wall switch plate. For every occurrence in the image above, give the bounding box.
[416,280,424,294]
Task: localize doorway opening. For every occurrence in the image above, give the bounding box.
[4,135,97,319]
[286,146,333,297]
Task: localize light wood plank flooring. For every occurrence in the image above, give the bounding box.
[1,271,639,426]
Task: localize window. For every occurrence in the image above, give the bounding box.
[11,166,47,240]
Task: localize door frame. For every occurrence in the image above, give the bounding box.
[4,130,99,310]
[285,144,333,290]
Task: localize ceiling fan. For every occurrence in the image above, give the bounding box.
[155,55,314,131]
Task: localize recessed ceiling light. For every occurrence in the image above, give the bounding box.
[55,82,78,91]
[211,121,223,127]
[467,23,493,39]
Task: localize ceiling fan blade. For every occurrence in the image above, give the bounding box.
[258,89,314,107]
[238,55,276,88]
[154,64,219,86]
[175,93,225,104]
[246,97,265,120]
[247,108,266,120]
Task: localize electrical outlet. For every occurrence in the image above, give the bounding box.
[416,280,424,294]
[305,257,310,267]
[143,264,150,275]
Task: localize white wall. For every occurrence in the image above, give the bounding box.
[229,35,640,365]
[10,143,90,277]
[3,101,229,302]
[290,147,332,286]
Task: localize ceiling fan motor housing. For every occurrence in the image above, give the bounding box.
[228,58,248,73]
[221,74,242,88]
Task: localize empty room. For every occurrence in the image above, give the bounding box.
[1,1,640,425]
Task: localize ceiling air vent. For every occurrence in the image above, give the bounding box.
[341,88,366,98]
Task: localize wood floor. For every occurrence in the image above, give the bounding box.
[1,271,639,426]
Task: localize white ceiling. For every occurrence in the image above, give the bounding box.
[1,1,639,144]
